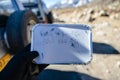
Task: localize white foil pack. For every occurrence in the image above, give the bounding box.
[31,24,92,64]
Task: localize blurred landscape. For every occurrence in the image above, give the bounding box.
[37,0,120,80]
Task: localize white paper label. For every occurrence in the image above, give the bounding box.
[31,24,92,64]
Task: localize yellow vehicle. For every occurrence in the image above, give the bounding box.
[0,0,53,71]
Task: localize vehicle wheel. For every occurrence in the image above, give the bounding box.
[5,10,39,53]
[0,15,8,27]
[46,12,53,23]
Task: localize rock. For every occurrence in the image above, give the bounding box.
[78,13,84,18]
[106,70,111,74]
[87,8,94,14]
[85,14,95,22]
[110,13,120,20]
[115,13,120,19]
[53,13,58,19]
[71,19,79,23]
[102,22,110,27]
[96,31,105,36]
[110,15,115,19]
[99,10,109,17]
[116,61,120,68]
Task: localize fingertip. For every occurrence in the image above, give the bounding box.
[22,44,31,52]
[30,51,39,58]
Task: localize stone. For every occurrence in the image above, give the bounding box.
[87,8,94,14]
[85,14,95,22]
[116,61,120,68]
[99,10,109,17]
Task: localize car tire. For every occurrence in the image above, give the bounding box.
[6,10,39,53]
[0,15,8,27]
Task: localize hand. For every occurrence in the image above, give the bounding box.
[0,44,49,80]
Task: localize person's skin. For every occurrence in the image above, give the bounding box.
[0,44,49,80]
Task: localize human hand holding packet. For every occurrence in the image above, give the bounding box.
[31,24,92,64]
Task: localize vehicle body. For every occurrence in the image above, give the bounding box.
[21,0,53,23]
[0,0,53,23]
[0,0,53,71]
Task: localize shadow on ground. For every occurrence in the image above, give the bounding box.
[93,42,119,54]
[36,69,100,80]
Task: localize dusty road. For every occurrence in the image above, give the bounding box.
[36,0,120,80]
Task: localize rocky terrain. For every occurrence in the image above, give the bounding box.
[36,0,120,80]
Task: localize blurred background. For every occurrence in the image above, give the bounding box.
[36,0,120,80]
[0,0,120,80]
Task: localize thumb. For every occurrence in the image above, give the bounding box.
[27,51,39,62]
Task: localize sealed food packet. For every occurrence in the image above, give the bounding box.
[31,24,92,64]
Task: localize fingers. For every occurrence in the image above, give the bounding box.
[27,51,39,62]
[38,64,49,72]
[20,44,31,53]
[24,44,31,52]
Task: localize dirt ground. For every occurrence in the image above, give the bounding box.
[36,0,120,80]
